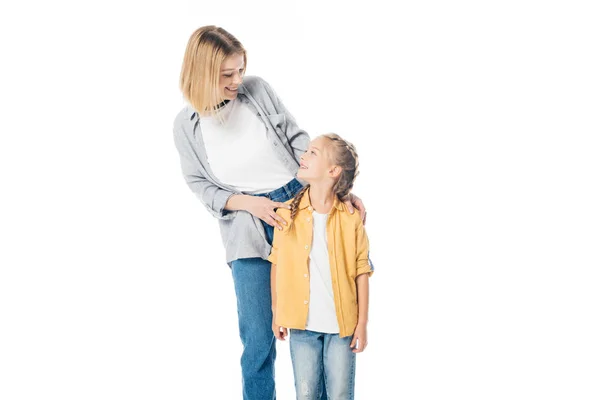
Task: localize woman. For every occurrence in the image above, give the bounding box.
[173,26,366,400]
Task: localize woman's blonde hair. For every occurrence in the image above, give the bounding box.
[289,134,360,222]
[179,26,247,117]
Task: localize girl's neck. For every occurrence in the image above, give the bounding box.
[308,183,336,214]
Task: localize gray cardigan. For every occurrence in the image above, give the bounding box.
[173,76,309,265]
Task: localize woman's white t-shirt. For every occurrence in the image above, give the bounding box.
[199,98,294,194]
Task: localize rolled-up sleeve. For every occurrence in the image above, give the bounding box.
[356,220,374,277]
[173,122,236,220]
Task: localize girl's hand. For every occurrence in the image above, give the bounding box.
[246,196,291,230]
[272,319,288,341]
[342,193,367,225]
[350,322,368,353]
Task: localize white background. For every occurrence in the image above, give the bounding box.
[1,1,599,399]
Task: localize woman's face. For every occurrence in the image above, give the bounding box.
[219,53,245,101]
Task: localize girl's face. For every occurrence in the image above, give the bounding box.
[297,137,337,182]
[219,53,245,101]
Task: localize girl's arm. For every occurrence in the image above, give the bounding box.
[356,273,370,326]
[352,217,373,352]
[270,263,288,341]
[270,263,277,315]
[351,274,370,353]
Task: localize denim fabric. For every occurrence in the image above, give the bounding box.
[252,177,304,242]
[290,329,356,400]
[231,257,277,400]
[231,178,315,400]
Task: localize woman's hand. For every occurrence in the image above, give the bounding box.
[342,193,367,225]
[350,322,368,353]
[272,319,288,341]
[245,196,291,230]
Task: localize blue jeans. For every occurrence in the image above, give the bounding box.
[232,178,319,400]
[290,329,356,400]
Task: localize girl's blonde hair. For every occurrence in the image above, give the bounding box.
[289,134,360,222]
[179,26,247,117]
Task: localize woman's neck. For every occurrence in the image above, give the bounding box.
[199,99,231,117]
[308,183,336,214]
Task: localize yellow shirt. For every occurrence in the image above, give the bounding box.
[268,190,374,338]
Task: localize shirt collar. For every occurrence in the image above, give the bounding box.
[187,84,247,121]
[298,188,344,212]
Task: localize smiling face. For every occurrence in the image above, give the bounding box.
[297,136,340,183]
[219,53,245,101]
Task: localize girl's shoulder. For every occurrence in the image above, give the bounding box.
[338,202,364,229]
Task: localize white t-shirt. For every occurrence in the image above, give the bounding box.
[305,211,340,334]
[199,98,294,194]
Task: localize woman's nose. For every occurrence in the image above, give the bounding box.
[233,71,243,84]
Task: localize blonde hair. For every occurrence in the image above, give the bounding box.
[179,26,247,117]
[289,134,360,222]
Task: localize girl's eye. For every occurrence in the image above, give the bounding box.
[311,151,316,155]
[223,74,233,78]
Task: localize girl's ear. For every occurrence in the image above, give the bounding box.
[329,165,342,178]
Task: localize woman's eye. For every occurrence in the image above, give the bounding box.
[311,151,316,155]
[223,74,233,78]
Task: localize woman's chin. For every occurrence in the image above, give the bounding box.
[222,89,238,100]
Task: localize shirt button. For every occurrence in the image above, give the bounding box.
[308,206,313,211]
[303,300,308,305]
[304,274,308,278]
[307,218,311,222]
[305,245,309,250]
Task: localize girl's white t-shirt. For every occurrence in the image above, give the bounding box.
[199,98,294,194]
[305,211,340,334]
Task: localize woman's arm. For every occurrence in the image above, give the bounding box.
[173,122,236,220]
[174,117,291,227]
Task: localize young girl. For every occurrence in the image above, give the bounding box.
[268,134,374,400]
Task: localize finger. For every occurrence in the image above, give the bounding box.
[353,339,363,353]
[264,215,282,230]
[343,199,355,214]
[354,199,366,215]
[350,335,357,349]
[268,213,284,230]
[362,211,367,226]
[271,212,288,226]
[282,327,288,339]
[274,202,291,210]
[357,338,363,352]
